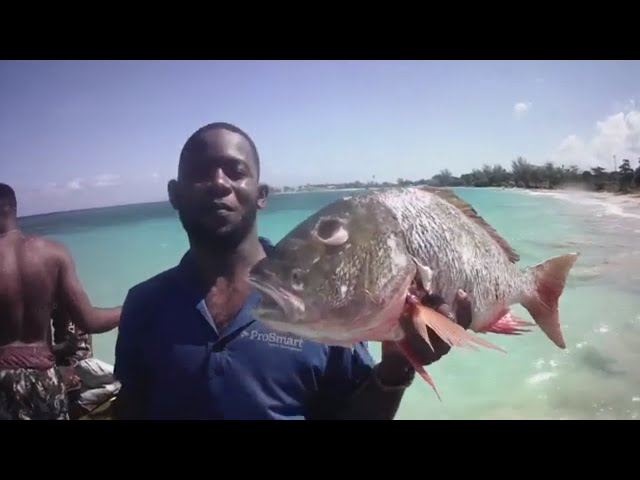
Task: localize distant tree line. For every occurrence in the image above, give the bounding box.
[426,157,640,194]
[268,157,640,195]
[269,180,398,193]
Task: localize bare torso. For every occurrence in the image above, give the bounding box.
[0,230,62,347]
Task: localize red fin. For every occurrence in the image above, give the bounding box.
[481,312,536,335]
[413,304,506,353]
[523,253,579,349]
[397,338,441,401]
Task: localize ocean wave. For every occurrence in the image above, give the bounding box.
[519,189,640,220]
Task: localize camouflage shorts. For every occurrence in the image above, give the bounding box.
[0,366,69,420]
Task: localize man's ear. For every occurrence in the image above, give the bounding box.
[257,183,269,209]
[167,179,180,210]
[0,203,16,217]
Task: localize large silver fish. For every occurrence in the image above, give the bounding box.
[248,187,579,397]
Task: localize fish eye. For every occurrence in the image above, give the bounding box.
[314,217,349,247]
[291,268,304,291]
[317,218,343,240]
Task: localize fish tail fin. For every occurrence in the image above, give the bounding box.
[522,252,579,349]
[412,304,506,353]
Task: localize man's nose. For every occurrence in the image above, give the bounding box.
[208,168,233,194]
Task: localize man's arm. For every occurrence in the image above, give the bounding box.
[334,344,413,420]
[306,341,410,420]
[112,288,149,420]
[53,241,121,334]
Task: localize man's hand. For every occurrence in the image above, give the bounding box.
[53,240,122,334]
[401,289,473,365]
[53,336,79,362]
[377,289,472,386]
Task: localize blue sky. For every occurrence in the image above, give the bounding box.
[2,60,640,216]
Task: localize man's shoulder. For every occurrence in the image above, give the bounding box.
[125,265,182,304]
[20,234,66,257]
[118,266,184,334]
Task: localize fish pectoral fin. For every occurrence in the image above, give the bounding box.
[397,338,441,401]
[409,255,433,291]
[413,304,506,353]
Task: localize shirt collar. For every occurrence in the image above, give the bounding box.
[175,242,267,336]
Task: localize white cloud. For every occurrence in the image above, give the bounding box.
[17,172,166,216]
[56,174,122,191]
[551,135,589,167]
[612,98,637,113]
[92,174,121,188]
[514,101,532,117]
[549,108,640,169]
[66,178,83,190]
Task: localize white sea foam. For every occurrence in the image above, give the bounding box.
[520,189,640,220]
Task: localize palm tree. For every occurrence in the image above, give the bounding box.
[618,159,635,192]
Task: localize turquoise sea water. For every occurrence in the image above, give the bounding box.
[18,187,640,420]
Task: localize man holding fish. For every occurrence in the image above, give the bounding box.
[113,122,473,420]
[247,169,578,398]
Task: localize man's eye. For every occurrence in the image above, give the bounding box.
[226,166,247,179]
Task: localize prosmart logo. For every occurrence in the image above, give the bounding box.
[242,329,304,351]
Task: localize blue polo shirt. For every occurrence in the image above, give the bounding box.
[113,238,376,420]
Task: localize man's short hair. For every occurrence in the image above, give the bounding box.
[0,183,17,209]
[180,122,261,178]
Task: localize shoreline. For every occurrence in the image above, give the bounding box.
[271,184,640,202]
[19,185,640,220]
[517,186,640,202]
[518,185,640,198]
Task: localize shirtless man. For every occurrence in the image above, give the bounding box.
[0,183,121,420]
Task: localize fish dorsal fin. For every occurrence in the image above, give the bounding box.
[418,186,520,263]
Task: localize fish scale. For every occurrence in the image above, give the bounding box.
[375,188,533,328]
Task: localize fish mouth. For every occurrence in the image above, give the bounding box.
[249,276,306,322]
